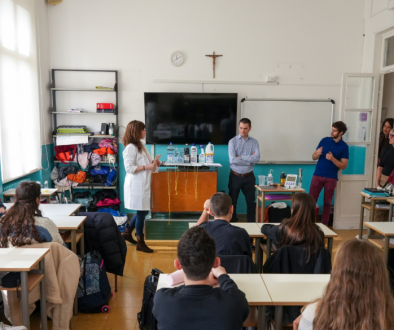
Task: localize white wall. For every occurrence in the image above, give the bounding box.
[382,72,394,118]
[45,0,365,132]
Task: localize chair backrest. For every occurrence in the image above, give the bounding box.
[263,245,332,274]
[218,254,257,274]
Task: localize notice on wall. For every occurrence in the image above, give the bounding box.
[56,135,89,146]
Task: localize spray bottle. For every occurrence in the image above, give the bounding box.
[267,169,274,186]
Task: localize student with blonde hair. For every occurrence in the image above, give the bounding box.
[294,239,394,330]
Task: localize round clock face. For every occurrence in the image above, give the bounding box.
[170,51,184,66]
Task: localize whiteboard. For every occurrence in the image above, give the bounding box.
[241,99,334,163]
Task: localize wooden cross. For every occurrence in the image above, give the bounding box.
[205,52,223,78]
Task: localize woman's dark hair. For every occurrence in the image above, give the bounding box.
[0,181,43,247]
[177,226,216,281]
[279,193,324,262]
[122,120,146,153]
[332,121,347,135]
[381,118,394,133]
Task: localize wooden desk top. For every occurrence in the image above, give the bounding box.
[256,223,337,238]
[188,222,264,237]
[4,203,82,216]
[3,188,58,197]
[364,222,394,236]
[0,248,49,271]
[157,273,272,306]
[261,274,330,306]
[387,198,394,205]
[50,216,87,230]
[255,185,305,193]
[359,192,390,200]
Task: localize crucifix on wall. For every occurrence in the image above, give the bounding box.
[205,52,223,78]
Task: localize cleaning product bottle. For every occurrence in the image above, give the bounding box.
[174,147,180,163]
[184,144,190,163]
[191,143,197,163]
[180,148,184,163]
[267,169,274,186]
[167,142,175,163]
[198,145,205,163]
[280,172,286,187]
[205,142,214,163]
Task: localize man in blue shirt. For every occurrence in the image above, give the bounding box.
[228,118,260,222]
[310,121,349,225]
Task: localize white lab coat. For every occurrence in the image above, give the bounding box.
[123,143,153,211]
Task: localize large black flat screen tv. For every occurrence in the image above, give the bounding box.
[144,92,237,145]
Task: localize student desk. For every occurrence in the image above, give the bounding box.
[50,216,86,255]
[255,185,305,223]
[387,198,394,223]
[0,248,50,330]
[256,223,337,257]
[3,188,58,204]
[157,273,272,330]
[188,222,266,273]
[365,222,394,264]
[359,191,390,240]
[4,203,82,216]
[261,274,330,330]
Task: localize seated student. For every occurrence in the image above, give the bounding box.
[0,181,65,247]
[294,240,394,330]
[196,192,252,258]
[153,226,250,330]
[261,193,324,261]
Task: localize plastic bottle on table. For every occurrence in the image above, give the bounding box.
[184,144,190,163]
[167,142,175,163]
[198,145,205,163]
[190,143,197,163]
[205,142,214,163]
[180,148,184,163]
[174,147,180,163]
[44,180,49,193]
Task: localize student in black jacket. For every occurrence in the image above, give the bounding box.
[196,192,252,258]
[153,226,250,330]
[261,193,324,262]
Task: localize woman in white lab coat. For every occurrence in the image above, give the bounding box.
[122,120,158,253]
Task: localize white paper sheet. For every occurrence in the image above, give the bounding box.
[56,135,89,146]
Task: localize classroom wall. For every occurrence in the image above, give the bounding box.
[383,72,394,118]
[25,0,366,214]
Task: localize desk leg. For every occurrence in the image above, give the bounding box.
[255,237,262,273]
[21,271,30,330]
[367,227,372,239]
[384,236,390,265]
[71,230,76,254]
[359,195,365,240]
[255,189,259,223]
[370,200,376,222]
[266,238,272,258]
[389,204,393,222]
[39,259,48,330]
[327,237,333,257]
[274,306,283,330]
[260,192,265,223]
[46,196,51,204]
[80,225,85,257]
[257,306,266,330]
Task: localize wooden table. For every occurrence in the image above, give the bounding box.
[359,192,390,240]
[3,188,58,204]
[4,203,82,216]
[387,198,394,223]
[189,222,266,273]
[256,223,337,257]
[255,185,305,223]
[365,222,394,263]
[157,273,272,330]
[0,248,50,330]
[261,274,330,330]
[50,216,86,255]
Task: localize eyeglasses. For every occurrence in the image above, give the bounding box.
[390,134,394,138]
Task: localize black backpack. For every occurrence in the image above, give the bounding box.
[268,204,291,223]
[137,268,163,330]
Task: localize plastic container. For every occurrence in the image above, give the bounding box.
[190,143,197,163]
[267,170,274,185]
[280,172,286,187]
[184,144,190,163]
[174,147,180,163]
[44,180,49,193]
[205,142,214,163]
[180,148,184,163]
[198,145,205,163]
[167,142,175,163]
[258,175,267,186]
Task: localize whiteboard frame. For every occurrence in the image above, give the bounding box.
[240,98,335,164]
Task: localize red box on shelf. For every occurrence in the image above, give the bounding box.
[97,103,113,109]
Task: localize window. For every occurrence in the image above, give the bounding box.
[0,0,42,183]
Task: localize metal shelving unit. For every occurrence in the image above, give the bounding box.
[51,69,120,195]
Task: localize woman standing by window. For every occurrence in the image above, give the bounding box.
[122,120,159,253]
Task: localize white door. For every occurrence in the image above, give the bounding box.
[333,73,380,230]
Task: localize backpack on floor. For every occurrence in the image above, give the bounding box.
[77,251,112,313]
[137,268,163,330]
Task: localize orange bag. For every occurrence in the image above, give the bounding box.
[67,171,87,183]
[93,147,115,156]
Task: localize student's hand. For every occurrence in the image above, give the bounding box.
[293,314,302,330]
[326,152,333,161]
[145,163,156,171]
[0,207,4,213]
[211,266,227,279]
[203,200,210,213]
[316,147,323,156]
[208,271,219,287]
[155,159,161,166]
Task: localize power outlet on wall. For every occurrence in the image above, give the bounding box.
[266,76,276,83]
